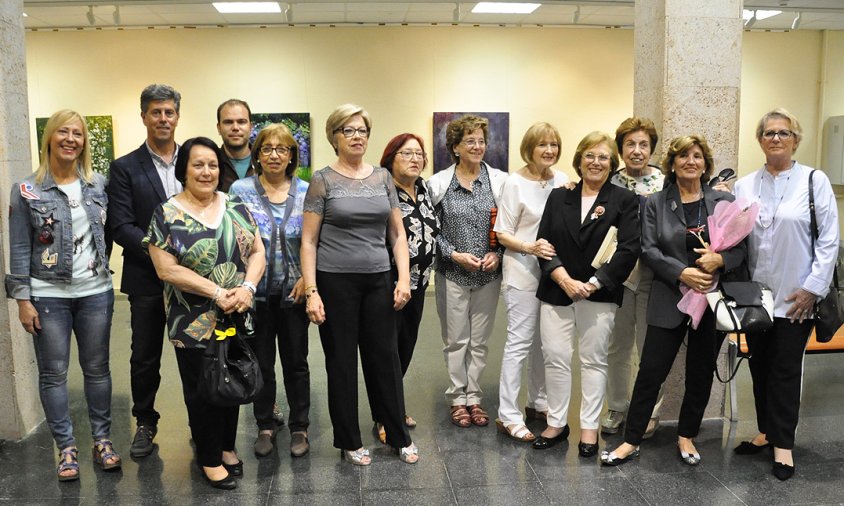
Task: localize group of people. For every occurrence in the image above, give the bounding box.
[6,80,837,489]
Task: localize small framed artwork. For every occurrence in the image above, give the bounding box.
[432,112,509,173]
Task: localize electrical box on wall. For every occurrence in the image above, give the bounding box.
[823,116,844,185]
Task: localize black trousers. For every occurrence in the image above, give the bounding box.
[624,310,725,445]
[128,293,167,427]
[317,271,411,450]
[396,285,428,376]
[746,317,813,449]
[174,347,239,467]
[251,296,311,433]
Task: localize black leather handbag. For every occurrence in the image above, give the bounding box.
[706,281,774,333]
[809,170,844,343]
[198,311,263,407]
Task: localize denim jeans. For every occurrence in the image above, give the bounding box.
[31,289,115,450]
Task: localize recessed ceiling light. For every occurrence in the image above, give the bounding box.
[213,2,281,14]
[23,12,28,17]
[472,2,541,14]
[742,9,781,21]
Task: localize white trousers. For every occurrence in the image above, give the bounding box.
[435,272,501,406]
[497,286,548,425]
[605,277,664,417]
[540,300,617,430]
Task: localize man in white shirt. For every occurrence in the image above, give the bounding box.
[106,83,182,459]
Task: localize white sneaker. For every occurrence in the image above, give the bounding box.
[601,410,625,435]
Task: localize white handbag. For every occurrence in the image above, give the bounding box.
[705,281,774,333]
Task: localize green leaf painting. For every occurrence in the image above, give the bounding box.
[36,116,114,178]
[250,113,312,182]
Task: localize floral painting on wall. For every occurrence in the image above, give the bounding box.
[36,115,115,178]
[250,113,312,181]
[432,112,509,173]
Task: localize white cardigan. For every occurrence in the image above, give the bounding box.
[427,161,508,207]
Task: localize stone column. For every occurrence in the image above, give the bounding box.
[634,0,743,420]
[0,0,42,441]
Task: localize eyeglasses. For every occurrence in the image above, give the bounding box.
[762,129,794,140]
[708,167,736,188]
[462,139,486,148]
[398,150,426,161]
[259,145,292,156]
[335,127,370,138]
[583,153,611,163]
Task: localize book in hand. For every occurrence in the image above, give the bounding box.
[591,226,617,269]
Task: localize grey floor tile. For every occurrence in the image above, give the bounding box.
[632,471,744,506]
[543,475,649,505]
[363,487,456,506]
[443,450,539,488]
[268,491,361,505]
[453,483,551,506]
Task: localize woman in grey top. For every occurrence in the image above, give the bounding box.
[300,104,418,465]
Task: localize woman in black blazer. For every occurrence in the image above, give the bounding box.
[601,135,747,467]
[533,131,639,457]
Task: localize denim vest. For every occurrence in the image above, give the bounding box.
[5,171,109,299]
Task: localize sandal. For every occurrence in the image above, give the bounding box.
[373,422,387,444]
[495,418,536,442]
[450,405,471,428]
[92,438,122,471]
[57,447,79,482]
[405,415,417,428]
[396,442,419,464]
[340,447,371,466]
[468,404,489,427]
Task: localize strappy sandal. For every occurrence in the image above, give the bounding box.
[468,404,489,427]
[373,422,387,444]
[57,447,79,482]
[92,438,122,471]
[495,418,536,442]
[340,447,371,466]
[396,442,419,464]
[450,405,471,428]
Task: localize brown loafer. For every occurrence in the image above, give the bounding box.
[290,431,309,457]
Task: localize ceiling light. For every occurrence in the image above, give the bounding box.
[23,12,28,17]
[213,2,281,14]
[742,9,781,21]
[471,2,541,14]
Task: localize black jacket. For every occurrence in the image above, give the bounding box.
[536,181,640,306]
[218,144,256,192]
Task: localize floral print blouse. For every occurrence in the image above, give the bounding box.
[392,178,439,291]
[143,193,259,349]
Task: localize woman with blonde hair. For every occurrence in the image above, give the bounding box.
[494,122,569,441]
[7,109,119,481]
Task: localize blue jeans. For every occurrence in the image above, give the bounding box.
[31,289,115,450]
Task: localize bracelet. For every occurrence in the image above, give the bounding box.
[211,285,223,302]
[240,281,257,295]
[305,287,319,300]
[304,284,317,293]
[521,241,528,256]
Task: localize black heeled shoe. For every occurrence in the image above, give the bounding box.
[734,441,771,455]
[600,447,640,466]
[200,467,237,490]
[531,425,570,450]
[578,441,599,457]
[222,459,243,477]
[772,462,795,481]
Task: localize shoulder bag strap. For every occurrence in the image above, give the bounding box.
[807,170,840,294]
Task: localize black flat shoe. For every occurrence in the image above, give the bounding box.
[532,425,570,450]
[678,447,701,466]
[578,441,599,457]
[600,447,640,466]
[772,462,795,481]
[201,469,237,490]
[734,441,771,455]
[223,459,243,477]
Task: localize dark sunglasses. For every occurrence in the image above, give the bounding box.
[709,168,736,187]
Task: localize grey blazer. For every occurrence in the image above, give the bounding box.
[641,183,747,329]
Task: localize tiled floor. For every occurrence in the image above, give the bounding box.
[2,293,844,505]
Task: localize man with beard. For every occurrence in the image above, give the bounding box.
[217,99,256,191]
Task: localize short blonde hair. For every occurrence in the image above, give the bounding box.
[756,108,802,152]
[36,109,93,185]
[325,103,371,154]
[252,123,299,178]
[446,115,489,164]
[520,122,562,167]
[661,135,715,182]
[572,131,619,177]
